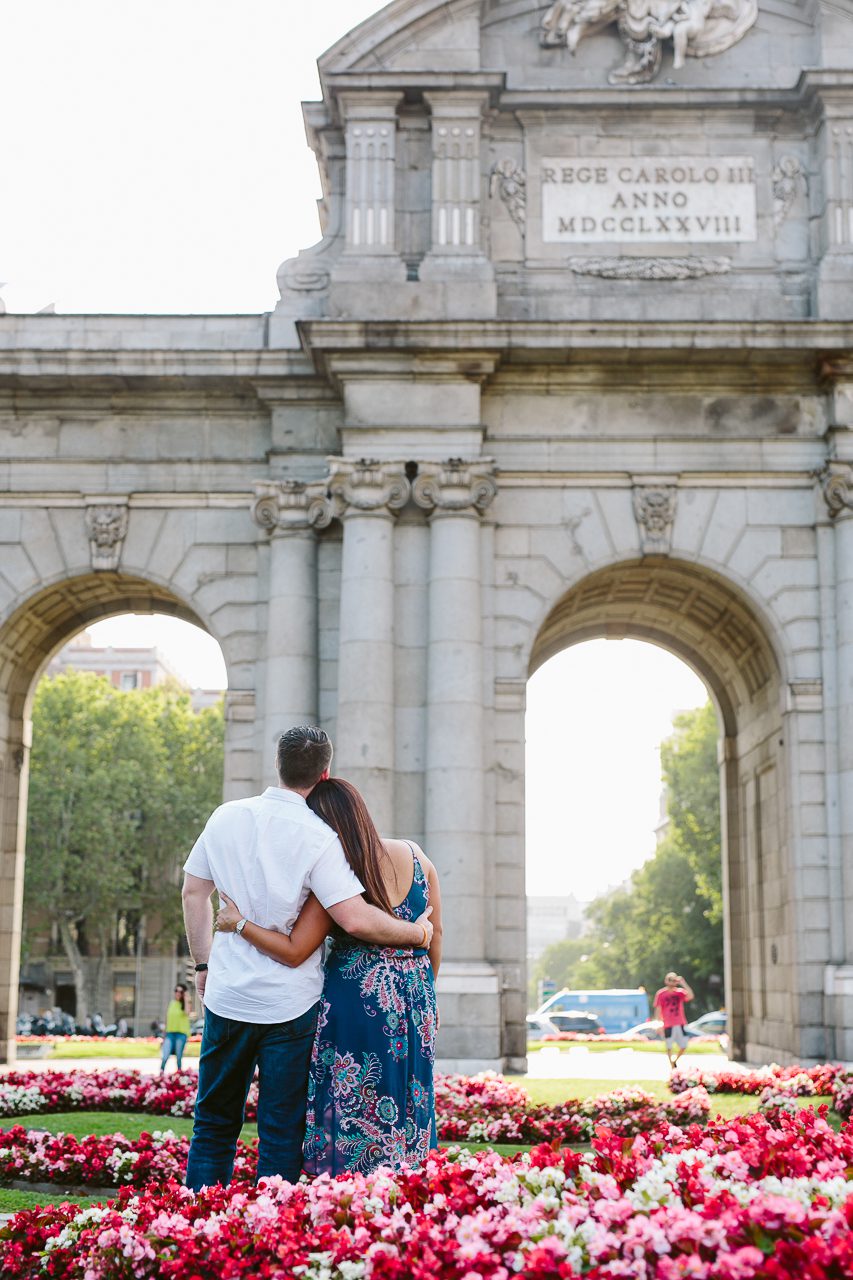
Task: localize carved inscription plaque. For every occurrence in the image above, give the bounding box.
[541,156,757,244]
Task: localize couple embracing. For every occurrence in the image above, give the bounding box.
[181,725,442,1190]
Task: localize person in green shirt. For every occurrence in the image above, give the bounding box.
[160,982,191,1071]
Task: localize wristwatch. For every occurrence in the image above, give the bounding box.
[194,962,208,972]
[235,918,248,936]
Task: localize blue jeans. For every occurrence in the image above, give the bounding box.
[160,1032,188,1070]
[185,1002,319,1190]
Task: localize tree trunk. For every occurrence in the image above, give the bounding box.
[57,916,88,1026]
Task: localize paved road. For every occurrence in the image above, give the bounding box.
[0,1048,736,1081]
[526,1046,733,1080]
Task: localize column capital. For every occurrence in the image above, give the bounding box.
[327,457,410,516]
[251,479,334,533]
[818,461,853,519]
[412,458,497,515]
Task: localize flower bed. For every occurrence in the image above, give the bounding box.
[15,1035,202,1046]
[0,1070,204,1121]
[0,1069,711,1145]
[3,1108,852,1279]
[0,1126,256,1189]
[670,1062,842,1096]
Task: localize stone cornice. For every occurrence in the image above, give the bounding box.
[300,319,853,354]
[0,347,317,384]
[501,68,853,114]
[1,322,851,396]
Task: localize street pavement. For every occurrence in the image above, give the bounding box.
[0,1048,735,1080]
[526,1046,732,1080]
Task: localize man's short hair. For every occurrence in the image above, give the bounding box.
[276,725,333,790]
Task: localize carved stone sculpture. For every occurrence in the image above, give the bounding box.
[772,157,807,227]
[632,482,677,553]
[85,502,128,572]
[540,0,758,86]
[490,160,527,232]
[569,256,731,280]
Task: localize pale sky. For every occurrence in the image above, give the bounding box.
[12,2,713,901]
[2,0,385,314]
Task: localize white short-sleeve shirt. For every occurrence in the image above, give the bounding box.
[183,786,364,1023]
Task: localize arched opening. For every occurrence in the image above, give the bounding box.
[525,559,787,1063]
[0,572,229,1059]
[527,639,721,1030]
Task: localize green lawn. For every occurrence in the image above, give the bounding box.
[527,1040,723,1055]
[29,1041,201,1060]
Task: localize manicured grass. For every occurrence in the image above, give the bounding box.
[9,1112,246,1142]
[41,1041,201,1060]
[511,1077,670,1105]
[527,1040,723,1055]
[511,1076,836,1122]
[0,1187,106,1213]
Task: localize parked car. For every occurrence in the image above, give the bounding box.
[537,988,650,1034]
[546,1010,603,1035]
[622,1020,665,1041]
[526,1013,561,1040]
[685,1009,727,1038]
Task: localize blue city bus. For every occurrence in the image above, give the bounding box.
[537,988,650,1034]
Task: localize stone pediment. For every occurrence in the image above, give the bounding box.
[318,0,483,75]
[268,0,853,343]
[317,0,851,87]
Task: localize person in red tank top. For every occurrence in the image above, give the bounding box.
[653,971,695,1069]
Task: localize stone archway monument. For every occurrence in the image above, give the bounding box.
[1,0,853,1067]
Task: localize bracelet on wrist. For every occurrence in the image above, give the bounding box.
[194,962,208,972]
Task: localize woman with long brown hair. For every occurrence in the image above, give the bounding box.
[215,777,443,1175]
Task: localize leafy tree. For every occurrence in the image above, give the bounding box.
[23,671,224,1021]
[660,701,722,923]
[531,701,724,1014]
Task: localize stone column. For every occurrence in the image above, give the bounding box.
[813,94,853,319]
[413,459,497,961]
[0,704,28,1064]
[820,458,853,1055]
[328,459,410,834]
[252,480,333,762]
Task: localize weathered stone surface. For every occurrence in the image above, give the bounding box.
[1,2,853,1067]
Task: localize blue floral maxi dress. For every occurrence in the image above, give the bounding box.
[302,846,437,1175]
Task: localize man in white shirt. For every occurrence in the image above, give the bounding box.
[182,725,433,1189]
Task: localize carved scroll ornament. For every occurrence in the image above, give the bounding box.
[251,480,333,533]
[540,0,758,86]
[327,459,410,516]
[413,458,497,515]
[819,462,853,519]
